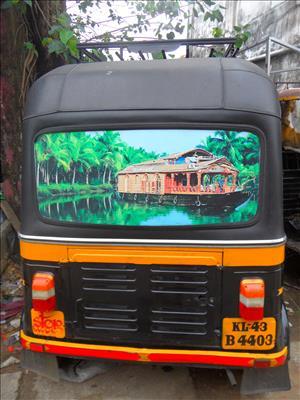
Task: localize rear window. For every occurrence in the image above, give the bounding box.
[34,129,260,227]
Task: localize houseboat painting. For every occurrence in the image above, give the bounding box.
[117,148,251,209]
[35,129,260,226]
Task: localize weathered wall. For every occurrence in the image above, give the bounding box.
[224,0,298,45]
[235,0,300,87]
[189,0,300,87]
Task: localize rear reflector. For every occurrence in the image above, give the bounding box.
[240,278,264,320]
[32,272,56,312]
[29,343,44,353]
[253,359,272,368]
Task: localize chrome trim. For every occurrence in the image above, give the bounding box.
[19,233,286,247]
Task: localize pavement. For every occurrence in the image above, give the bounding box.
[1,277,299,400]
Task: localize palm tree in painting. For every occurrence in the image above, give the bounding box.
[35,138,50,186]
[97,131,125,183]
[123,146,159,166]
[68,132,83,184]
[49,135,72,184]
[80,136,101,184]
[35,134,70,185]
[66,132,100,184]
[123,146,143,165]
[208,131,245,166]
[243,134,260,165]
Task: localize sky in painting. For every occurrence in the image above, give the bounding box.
[90,129,251,154]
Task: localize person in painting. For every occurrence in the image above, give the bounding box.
[219,176,225,193]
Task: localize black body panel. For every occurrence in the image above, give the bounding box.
[21,58,284,242]
[21,110,284,242]
[22,260,286,352]
[71,263,221,348]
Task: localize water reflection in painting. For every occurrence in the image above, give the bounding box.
[38,193,258,226]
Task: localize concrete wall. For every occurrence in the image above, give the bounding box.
[189,0,300,88]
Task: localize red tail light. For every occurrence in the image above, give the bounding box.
[240,278,264,320]
[32,272,56,312]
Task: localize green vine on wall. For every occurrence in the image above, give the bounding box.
[2,0,78,62]
[41,12,79,60]
[2,0,251,64]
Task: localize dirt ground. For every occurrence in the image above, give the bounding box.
[1,268,299,400]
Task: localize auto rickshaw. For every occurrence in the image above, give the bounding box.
[278,87,300,259]
[20,56,290,394]
[279,87,300,149]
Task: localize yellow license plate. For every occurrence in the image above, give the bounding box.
[222,317,276,350]
[31,309,65,338]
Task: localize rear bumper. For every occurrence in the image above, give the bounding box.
[20,331,288,368]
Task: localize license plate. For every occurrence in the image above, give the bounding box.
[222,317,276,350]
[31,309,65,338]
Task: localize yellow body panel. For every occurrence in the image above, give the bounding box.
[223,246,285,267]
[20,240,285,267]
[67,247,222,265]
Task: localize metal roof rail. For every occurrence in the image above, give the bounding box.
[76,38,238,62]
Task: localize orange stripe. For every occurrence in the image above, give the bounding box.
[20,331,287,368]
[223,246,284,267]
[20,241,285,267]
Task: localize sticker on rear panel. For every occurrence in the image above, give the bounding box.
[31,309,65,338]
[222,317,276,350]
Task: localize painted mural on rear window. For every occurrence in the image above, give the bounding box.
[34,129,260,226]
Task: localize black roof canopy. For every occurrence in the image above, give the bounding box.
[24,57,280,120]
[22,55,285,243]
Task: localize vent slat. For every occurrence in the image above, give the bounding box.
[84,305,137,312]
[83,287,136,292]
[83,277,136,283]
[151,268,207,275]
[85,324,138,332]
[82,267,136,272]
[85,316,137,322]
[152,309,207,315]
[151,328,207,336]
[152,319,207,326]
[151,279,207,285]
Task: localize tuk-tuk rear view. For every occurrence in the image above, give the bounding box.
[20,57,291,394]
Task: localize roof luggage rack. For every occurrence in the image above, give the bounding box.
[76,38,239,62]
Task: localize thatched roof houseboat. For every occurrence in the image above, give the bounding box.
[117,149,249,207]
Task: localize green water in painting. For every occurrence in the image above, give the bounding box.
[38,192,258,226]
